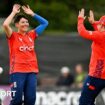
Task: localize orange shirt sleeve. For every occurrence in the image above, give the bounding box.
[77,17,102,42]
[92,22,98,31]
[28,30,38,40]
[7,32,15,41]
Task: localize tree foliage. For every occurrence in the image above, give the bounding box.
[2,0,105,31]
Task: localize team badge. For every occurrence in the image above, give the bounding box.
[28,37,32,42]
[19,37,23,42]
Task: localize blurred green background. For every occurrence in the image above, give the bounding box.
[1,0,105,32]
[0,0,105,85]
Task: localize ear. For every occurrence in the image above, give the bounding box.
[15,23,19,28]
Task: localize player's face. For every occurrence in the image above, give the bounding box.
[16,18,29,32]
[97,24,102,31]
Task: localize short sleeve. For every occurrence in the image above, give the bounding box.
[28,30,38,40]
[7,32,15,41]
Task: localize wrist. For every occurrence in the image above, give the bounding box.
[31,12,35,17]
[91,21,95,24]
[78,16,84,20]
[11,11,17,15]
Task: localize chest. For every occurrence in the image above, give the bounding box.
[14,35,34,46]
[12,35,35,52]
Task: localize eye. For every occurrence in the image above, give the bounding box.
[21,21,25,23]
[26,21,29,24]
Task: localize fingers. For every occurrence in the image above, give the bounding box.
[81,8,85,12]
[12,4,31,14]
[79,8,85,13]
[78,8,86,19]
[79,8,95,21]
[12,4,21,13]
[22,5,30,10]
[17,9,20,13]
[22,6,28,13]
[27,5,30,9]
[90,10,93,14]
[84,16,86,19]
[89,10,94,17]
[14,4,21,9]
[79,8,85,15]
[13,4,30,12]
[88,10,95,23]
[81,8,85,15]
[22,5,30,14]
[22,6,27,10]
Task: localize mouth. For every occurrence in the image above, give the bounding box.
[21,26,29,32]
[22,26,29,30]
[21,25,29,27]
[23,26,28,28]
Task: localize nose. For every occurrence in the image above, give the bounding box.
[23,23,29,26]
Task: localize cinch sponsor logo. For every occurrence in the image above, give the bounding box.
[19,46,34,52]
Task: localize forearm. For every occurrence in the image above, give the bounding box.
[3,12,16,26]
[78,17,94,40]
[3,12,16,37]
[33,13,48,35]
[78,17,86,37]
[33,13,48,25]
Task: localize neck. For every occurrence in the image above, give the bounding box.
[100,25,105,32]
[100,29,105,32]
[18,30,26,35]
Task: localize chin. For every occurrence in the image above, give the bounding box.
[25,30,28,32]
[23,29,28,32]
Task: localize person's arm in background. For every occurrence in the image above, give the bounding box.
[3,4,20,38]
[22,5,48,36]
[88,10,98,31]
[78,9,101,41]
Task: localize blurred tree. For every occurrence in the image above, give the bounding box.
[1,0,105,32]
[0,0,10,16]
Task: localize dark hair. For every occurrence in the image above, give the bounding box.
[14,14,28,23]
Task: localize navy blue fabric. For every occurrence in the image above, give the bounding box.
[79,75,105,105]
[9,73,37,105]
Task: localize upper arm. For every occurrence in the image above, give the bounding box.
[79,29,101,41]
[3,24,13,38]
[29,30,38,40]
[35,24,48,36]
[78,24,101,41]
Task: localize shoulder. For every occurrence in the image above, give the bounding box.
[28,30,37,35]
[7,31,17,40]
[28,30,38,39]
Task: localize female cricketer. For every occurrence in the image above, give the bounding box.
[78,9,105,105]
[3,4,48,105]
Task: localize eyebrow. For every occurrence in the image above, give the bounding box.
[21,20,29,22]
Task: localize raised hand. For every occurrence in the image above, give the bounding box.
[22,5,34,16]
[12,4,20,14]
[78,8,86,19]
[88,10,95,24]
